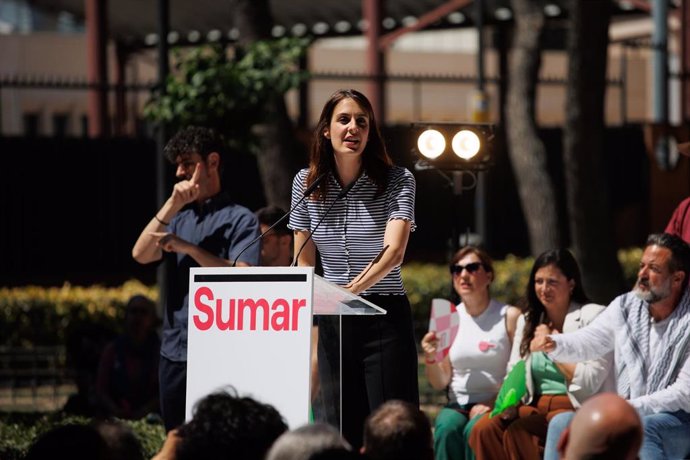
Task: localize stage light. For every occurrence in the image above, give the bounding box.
[452,130,481,159]
[412,123,495,171]
[417,129,446,159]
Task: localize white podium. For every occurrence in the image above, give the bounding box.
[185,266,385,429]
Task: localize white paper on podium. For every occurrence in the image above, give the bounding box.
[313,275,387,316]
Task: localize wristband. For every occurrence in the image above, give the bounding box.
[155,215,170,226]
[424,357,436,365]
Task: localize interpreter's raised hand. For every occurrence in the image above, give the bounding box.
[421,331,439,358]
[171,162,202,207]
[150,232,192,255]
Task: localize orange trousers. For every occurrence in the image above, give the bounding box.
[468,394,574,460]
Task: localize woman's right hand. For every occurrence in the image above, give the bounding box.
[530,323,558,352]
[421,331,439,361]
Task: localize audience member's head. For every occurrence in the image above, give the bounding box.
[266,422,352,460]
[635,233,690,297]
[93,419,145,460]
[255,205,293,266]
[175,386,288,460]
[557,392,642,460]
[361,400,433,460]
[25,423,109,460]
[124,294,159,342]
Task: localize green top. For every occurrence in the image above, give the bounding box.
[532,351,567,395]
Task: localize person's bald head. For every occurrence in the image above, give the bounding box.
[559,393,642,460]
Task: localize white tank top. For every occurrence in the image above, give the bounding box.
[448,298,512,405]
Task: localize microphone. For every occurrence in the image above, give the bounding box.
[291,180,356,267]
[231,173,327,267]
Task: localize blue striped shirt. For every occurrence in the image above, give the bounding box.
[288,166,416,295]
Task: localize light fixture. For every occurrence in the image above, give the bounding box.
[412,123,495,171]
[452,130,481,159]
[417,129,446,159]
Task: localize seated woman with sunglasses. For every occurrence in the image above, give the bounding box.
[468,248,614,460]
[421,246,520,460]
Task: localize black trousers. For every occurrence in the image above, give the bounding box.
[317,294,420,449]
[159,356,187,432]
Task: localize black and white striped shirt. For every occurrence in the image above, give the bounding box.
[288,166,416,295]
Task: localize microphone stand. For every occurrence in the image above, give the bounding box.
[232,173,327,267]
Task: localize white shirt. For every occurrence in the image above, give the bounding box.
[549,295,690,416]
[288,167,416,295]
[448,299,511,405]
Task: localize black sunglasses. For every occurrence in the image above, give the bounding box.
[450,262,485,275]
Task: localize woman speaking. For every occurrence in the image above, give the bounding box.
[289,89,419,448]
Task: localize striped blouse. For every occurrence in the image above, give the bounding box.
[288,166,416,295]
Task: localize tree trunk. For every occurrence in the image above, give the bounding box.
[230,0,305,210]
[563,0,625,302]
[506,0,561,256]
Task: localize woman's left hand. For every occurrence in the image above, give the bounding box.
[469,403,491,419]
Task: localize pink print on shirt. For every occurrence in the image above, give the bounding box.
[478,341,496,352]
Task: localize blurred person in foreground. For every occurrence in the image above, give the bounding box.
[360,399,433,460]
[152,386,287,460]
[421,246,520,460]
[556,392,642,460]
[266,422,354,460]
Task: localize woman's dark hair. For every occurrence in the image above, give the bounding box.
[519,248,589,358]
[306,89,393,200]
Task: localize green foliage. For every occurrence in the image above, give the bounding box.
[0,280,157,347]
[402,262,452,332]
[143,38,311,155]
[618,246,643,288]
[0,412,166,459]
[127,417,168,457]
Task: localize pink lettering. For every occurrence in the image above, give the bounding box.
[238,298,270,331]
[271,298,290,331]
[192,294,308,332]
[291,298,307,331]
[193,287,214,331]
[216,298,235,331]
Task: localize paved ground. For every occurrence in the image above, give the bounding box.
[0,383,75,412]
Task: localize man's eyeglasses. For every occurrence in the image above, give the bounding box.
[450,262,485,275]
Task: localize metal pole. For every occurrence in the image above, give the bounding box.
[652,0,669,169]
[620,43,627,125]
[682,0,690,123]
[363,0,385,122]
[85,0,108,137]
[474,0,487,246]
[156,0,170,208]
[156,0,170,308]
